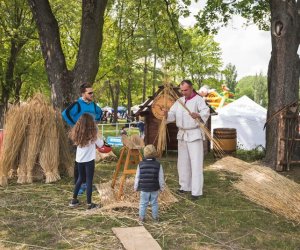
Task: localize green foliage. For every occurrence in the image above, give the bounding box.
[0,0,49,103]
[50,0,82,70]
[195,0,270,34]
[223,63,237,93]
[236,146,266,162]
[95,0,223,107]
[235,73,268,107]
[1,0,225,108]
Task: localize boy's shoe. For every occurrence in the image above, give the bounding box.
[78,183,87,196]
[87,203,100,210]
[153,217,159,222]
[69,198,79,207]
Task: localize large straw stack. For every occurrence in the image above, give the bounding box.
[209,156,300,224]
[0,93,73,186]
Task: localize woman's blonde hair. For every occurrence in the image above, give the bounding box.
[69,113,97,147]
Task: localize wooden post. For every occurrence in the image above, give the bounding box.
[276,113,285,171]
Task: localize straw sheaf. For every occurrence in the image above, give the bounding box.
[39,108,61,183]
[95,150,117,163]
[0,93,73,186]
[209,156,300,224]
[155,83,177,157]
[57,114,73,177]
[95,178,178,211]
[0,105,29,186]
[121,134,145,149]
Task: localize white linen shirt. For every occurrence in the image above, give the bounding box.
[167,95,210,142]
[76,138,104,163]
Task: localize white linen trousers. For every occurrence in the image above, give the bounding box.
[177,138,204,196]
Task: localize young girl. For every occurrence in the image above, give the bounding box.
[68,113,103,209]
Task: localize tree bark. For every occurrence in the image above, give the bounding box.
[142,55,147,102]
[108,80,120,123]
[265,0,300,168]
[28,0,108,109]
[72,0,108,92]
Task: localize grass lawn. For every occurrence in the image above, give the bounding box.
[0,151,299,249]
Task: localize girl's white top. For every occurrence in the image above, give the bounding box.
[76,138,104,163]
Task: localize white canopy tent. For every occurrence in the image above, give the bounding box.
[211,95,267,150]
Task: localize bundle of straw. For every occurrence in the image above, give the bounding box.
[39,108,60,183]
[22,96,48,183]
[122,134,144,149]
[0,105,29,186]
[154,83,178,157]
[96,150,117,163]
[57,114,73,177]
[0,93,73,186]
[209,156,300,224]
[95,178,178,211]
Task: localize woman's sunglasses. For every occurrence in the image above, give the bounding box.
[87,92,93,95]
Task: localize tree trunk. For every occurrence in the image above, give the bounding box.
[127,73,132,117]
[0,39,24,127]
[142,55,147,102]
[28,0,108,109]
[72,0,108,93]
[108,80,120,123]
[265,0,300,168]
[152,52,157,95]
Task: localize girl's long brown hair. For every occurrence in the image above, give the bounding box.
[69,113,98,147]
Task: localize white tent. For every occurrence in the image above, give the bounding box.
[211,95,267,150]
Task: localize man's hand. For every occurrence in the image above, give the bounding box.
[162,108,168,119]
[190,112,200,119]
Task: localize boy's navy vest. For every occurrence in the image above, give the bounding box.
[138,158,160,192]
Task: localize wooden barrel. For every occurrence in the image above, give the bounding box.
[213,128,236,157]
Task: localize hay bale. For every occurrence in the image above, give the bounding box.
[209,156,300,224]
[95,178,178,211]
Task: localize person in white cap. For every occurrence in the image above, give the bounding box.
[164,80,210,200]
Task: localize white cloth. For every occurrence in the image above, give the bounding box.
[178,139,203,195]
[167,94,209,196]
[76,138,104,163]
[167,95,210,142]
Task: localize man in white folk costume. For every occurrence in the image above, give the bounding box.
[164,80,210,200]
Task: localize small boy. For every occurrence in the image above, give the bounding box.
[134,144,165,222]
